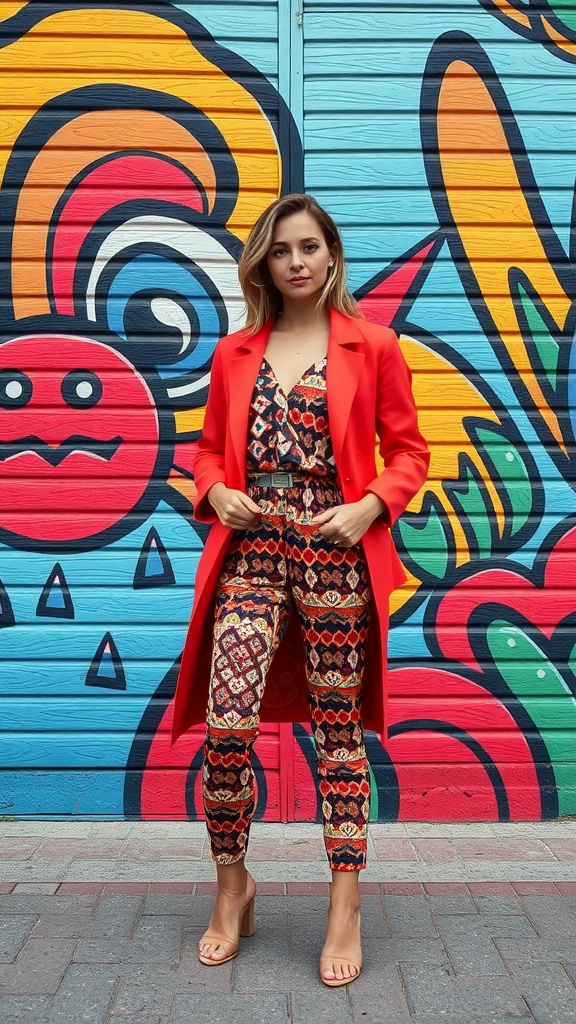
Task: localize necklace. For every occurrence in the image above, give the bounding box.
[274,324,329,355]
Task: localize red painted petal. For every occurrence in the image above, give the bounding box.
[388,668,542,820]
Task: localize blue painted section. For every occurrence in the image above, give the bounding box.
[45,580,66,609]
[174,3,279,81]
[107,254,220,378]
[0,771,127,817]
[0,502,199,802]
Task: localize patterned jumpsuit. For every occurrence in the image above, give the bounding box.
[203,355,372,870]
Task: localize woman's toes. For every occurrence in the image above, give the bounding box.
[322,959,357,981]
[199,941,219,960]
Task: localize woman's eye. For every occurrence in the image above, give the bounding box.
[304,244,318,253]
[271,248,286,258]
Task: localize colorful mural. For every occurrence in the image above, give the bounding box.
[0,0,295,816]
[481,0,576,61]
[1,1,574,821]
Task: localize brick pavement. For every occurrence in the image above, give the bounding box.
[0,822,575,1022]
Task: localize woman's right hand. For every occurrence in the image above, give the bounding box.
[207,482,262,529]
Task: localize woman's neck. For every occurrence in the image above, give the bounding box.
[275,299,330,335]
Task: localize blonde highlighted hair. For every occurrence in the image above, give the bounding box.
[237,193,362,332]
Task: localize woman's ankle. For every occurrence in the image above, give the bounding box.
[329,871,361,912]
[215,859,253,898]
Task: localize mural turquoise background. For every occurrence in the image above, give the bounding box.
[1,0,575,821]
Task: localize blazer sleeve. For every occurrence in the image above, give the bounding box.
[192,342,227,524]
[364,330,430,526]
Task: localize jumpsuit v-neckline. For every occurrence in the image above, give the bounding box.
[261,354,326,400]
[246,355,336,480]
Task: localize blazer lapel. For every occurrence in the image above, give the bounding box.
[228,319,272,480]
[326,308,366,472]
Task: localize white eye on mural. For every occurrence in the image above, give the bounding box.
[85,216,244,403]
[61,369,102,408]
[0,370,33,408]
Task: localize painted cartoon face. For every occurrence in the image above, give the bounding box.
[0,335,161,545]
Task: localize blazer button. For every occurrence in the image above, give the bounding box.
[345,477,351,483]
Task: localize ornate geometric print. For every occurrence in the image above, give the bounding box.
[202,357,373,870]
[246,357,336,476]
[208,599,290,730]
[204,476,372,870]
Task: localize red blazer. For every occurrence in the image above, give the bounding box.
[170,307,430,745]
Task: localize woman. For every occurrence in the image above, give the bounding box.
[171,194,430,985]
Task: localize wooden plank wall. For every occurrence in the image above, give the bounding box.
[301,0,576,821]
[1,0,575,822]
[0,0,286,819]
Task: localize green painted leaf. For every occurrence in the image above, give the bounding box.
[446,463,493,559]
[517,283,559,391]
[545,1,576,33]
[486,620,576,815]
[397,496,452,581]
[475,428,532,537]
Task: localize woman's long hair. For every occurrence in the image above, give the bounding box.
[237,193,362,332]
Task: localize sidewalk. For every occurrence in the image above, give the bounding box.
[1,820,575,1023]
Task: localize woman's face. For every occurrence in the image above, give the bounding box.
[265,210,335,302]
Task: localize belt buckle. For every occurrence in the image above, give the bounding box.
[270,471,293,487]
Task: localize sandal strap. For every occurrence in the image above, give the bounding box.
[199,933,237,953]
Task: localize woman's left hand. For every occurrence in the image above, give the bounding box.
[311,493,388,547]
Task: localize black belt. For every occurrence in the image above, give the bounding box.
[248,471,338,488]
[249,471,297,487]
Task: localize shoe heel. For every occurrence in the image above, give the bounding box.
[239,897,255,937]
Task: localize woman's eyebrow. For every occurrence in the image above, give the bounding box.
[270,236,321,245]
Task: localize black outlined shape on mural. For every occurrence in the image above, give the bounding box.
[0,579,15,628]
[395,491,457,587]
[479,0,576,64]
[355,231,445,325]
[36,562,74,619]
[0,317,176,554]
[0,3,303,319]
[0,434,122,468]
[85,631,126,690]
[388,717,512,819]
[443,454,499,563]
[511,268,576,453]
[133,527,176,590]
[421,31,576,485]
[0,0,303,195]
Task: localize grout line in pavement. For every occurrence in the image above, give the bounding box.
[1,859,575,884]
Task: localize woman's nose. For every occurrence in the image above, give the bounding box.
[290,251,304,268]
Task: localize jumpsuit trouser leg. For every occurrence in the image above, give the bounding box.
[202,484,372,871]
